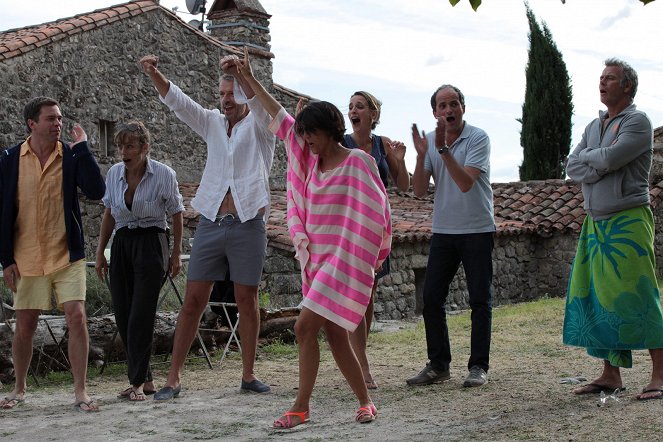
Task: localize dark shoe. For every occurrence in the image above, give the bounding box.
[463,366,488,387]
[153,385,181,401]
[240,379,271,393]
[406,364,450,386]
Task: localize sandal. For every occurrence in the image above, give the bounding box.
[74,400,100,413]
[1,397,25,410]
[129,390,146,401]
[272,410,310,429]
[355,403,377,423]
[117,387,133,399]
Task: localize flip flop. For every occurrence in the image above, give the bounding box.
[636,388,663,401]
[573,383,625,395]
[117,387,133,398]
[74,400,100,412]
[1,397,25,410]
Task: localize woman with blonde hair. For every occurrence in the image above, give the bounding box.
[344,90,409,389]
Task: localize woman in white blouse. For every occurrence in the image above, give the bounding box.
[95,121,184,401]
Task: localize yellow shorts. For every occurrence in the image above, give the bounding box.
[14,260,86,310]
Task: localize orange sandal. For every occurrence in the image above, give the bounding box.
[273,410,310,429]
[355,403,377,423]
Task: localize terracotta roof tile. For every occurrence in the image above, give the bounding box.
[176,177,663,247]
[0,0,243,62]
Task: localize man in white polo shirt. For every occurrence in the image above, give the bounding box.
[407,84,495,389]
[139,53,275,397]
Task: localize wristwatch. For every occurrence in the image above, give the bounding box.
[437,145,449,155]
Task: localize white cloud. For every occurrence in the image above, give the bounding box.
[2,0,662,182]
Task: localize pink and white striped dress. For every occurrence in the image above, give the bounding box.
[270,108,392,331]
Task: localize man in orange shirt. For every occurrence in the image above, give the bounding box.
[0,97,105,411]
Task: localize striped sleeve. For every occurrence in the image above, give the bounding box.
[269,107,312,267]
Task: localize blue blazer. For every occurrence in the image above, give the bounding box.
[0,140,105,269]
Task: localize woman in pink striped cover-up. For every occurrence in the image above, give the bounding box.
[223,50,391,429]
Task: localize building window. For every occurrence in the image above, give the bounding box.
[98,120,115,157]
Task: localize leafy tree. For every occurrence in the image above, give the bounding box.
[448,0,655,11]
[518,3,573,180]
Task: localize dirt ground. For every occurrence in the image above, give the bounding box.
[1,301,662,441]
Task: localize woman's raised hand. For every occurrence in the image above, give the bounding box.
[387,140,407,163]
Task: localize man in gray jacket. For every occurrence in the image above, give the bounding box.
[563,58,663,400]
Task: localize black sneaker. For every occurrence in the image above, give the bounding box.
[406,364,451,386]
[240,378,271,393]
[463,366,488,387]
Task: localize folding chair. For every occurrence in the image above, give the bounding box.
[155,267,213,369]
[203,274,242,365]
[93,254,214,374]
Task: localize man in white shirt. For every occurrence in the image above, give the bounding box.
[139,53,275,397]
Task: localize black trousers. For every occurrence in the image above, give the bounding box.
[110,227,168,386]
[423,232,494,372]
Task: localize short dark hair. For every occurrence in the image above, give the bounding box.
[352,91,382,129]
[114,120,151,146]
[23,96,59,133]
[295,101,345,143]
[430,85,465,111]
[604,57,638,99]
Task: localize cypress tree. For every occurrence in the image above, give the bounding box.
[519,3,573,181]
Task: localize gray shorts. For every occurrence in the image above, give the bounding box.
[187,214,267,286]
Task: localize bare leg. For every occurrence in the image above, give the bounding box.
[349,282,377,387]
[637,348,663,399]
[3,310,39,403]
[62,300,97,409]
[274,308,326,425]
[163,280,214,388]
[325,321,372,408]
[572,359,622,394]
[233,282,260,382]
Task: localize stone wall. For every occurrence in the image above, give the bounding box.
[0,9,283,185]
[258,229,581,320]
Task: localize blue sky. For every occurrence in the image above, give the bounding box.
[2,0,662,182]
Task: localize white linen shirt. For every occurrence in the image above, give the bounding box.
[160,81,276,222]
[102,158,184,230]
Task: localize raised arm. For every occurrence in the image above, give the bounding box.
[434,119,481,193]
[229,47,283,119]
[382,136,410,192]
[69,124,105,200]
[139,55,170,98]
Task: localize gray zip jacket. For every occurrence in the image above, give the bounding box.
[566,104,652,220]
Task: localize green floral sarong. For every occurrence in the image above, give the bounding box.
[563,205,663,368]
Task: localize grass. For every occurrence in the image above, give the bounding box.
[5,295,663,441]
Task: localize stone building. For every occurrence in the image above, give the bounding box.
[2,0,663,321]
[0,0,303,250]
